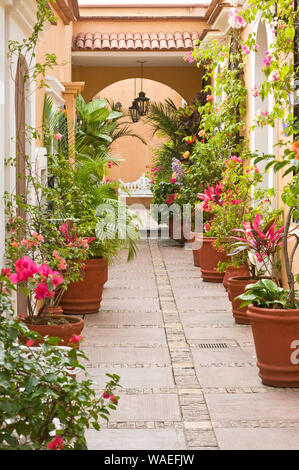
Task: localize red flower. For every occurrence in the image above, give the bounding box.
[69,334,83,344]
[1,268,11,277]
[26,339,34,347]
[48,435,64,450]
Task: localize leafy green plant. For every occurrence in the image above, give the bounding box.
[237,278,299,310]
[0,279,121,450]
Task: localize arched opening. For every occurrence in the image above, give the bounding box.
[252,20,273,190]
[94,78,185,186]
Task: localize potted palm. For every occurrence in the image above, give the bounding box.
[43,97,141,315]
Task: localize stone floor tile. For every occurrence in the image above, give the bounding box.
[205,391,299,423]
[195,366,261,388]
[84,367,174,389]
[81,346,171,366]
[214,428,299,450]
[84,311,164,327]
[109,394,181,422]
[86,429,186,450]
[185,326,254,342]
[82,327,167,346]
[191,348,256,365]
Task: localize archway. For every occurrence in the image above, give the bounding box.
[94,78,185,186]
[72,63,202,105]
[251,19,274,190]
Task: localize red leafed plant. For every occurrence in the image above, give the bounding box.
[229,213,285,279]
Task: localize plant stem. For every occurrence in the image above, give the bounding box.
[283,206,296,307]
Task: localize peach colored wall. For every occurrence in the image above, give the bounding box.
[74,18,207,35]
[96,78,184,183]
[35,17,73,134]
[72,64,202,105]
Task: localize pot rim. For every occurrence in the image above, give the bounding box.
[24,314,84,326]
[247,303,299,320]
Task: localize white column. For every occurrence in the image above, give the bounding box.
[0,3,7,268]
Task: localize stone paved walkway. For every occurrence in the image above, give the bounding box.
[83,239,299,450]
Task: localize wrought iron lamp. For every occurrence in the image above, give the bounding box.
[129,98,140,123]
[135,61,150,116]
[115,101,122,112]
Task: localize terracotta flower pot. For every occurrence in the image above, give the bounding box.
[247,304,299,387]
[59,258,108,315]
[192,248,201,267]
[227,276,257,324]
[169,218,194,244]
[45,306,64,316]
[199,237,228,283]
[24,315,84,347]
[223,264,249,290]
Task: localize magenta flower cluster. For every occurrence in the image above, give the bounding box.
[9,255,64,300]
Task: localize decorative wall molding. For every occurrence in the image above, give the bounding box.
[45,75,66,107]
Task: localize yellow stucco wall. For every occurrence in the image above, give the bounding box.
[96,78,184,183]
[72,64,202,106]
[35,17,73,134]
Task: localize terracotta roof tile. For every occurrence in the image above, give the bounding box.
[72,31,199,52]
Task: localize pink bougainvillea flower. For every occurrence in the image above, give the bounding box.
[51,274,64,288]
[225,155,243,166]
[48,435,64,451]
[69,334,83,344]
[262,52,271,67]
[54,133,63,141]
[109,395,118,404]
[170,178,176,184]
[184,50,194,63]
[242,45,250,55]
[34,282,54,300]
[228,8,247,29]
[252,85,259,97]
[103,392,110,399]
[38,263,54,278]
[1,268,11,277]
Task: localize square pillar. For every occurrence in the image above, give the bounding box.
[62,81,85,155]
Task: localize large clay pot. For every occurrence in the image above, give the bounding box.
[169,218,194,244]
[59,258,108,315]
[24,315,84,347]
[223,264,249,290]
[192,249,201,267]
[227,276,257,324]
[199,237,228,283]
[247,304,299,387]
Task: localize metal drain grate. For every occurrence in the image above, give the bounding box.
[195,342,229,349]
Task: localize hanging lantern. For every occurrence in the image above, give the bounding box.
[115,101,122,112]
[129,98,140,123]
[135,91,150,117]
[135,61,150,116]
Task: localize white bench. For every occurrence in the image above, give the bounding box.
[119,173,153,201]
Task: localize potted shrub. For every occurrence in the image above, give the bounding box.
[196,183,229,282]
[228,214,284,324]
[5,222,89,345]
[43,97,141,315]
[50,153,140,315]
[0,275,121,449]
